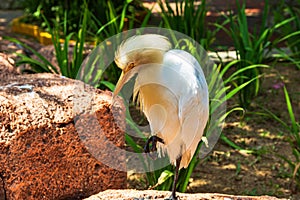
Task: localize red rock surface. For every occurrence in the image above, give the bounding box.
[0,176,4,200]
[84,189,288,200]
[0,54,126,199]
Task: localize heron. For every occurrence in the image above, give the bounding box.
[113,34,209,200]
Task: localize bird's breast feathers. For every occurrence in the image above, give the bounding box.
[134,49,209,129]
[133,48,209,168]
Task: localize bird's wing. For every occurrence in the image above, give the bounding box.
[163,50,209,166]
[163,49,209,125]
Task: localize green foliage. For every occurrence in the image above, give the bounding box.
[83,0,151,85]
[216,0,292,109]
[89,1,151,85]
[6,3,89,78]
[222,1,266,109]
[90,0,151,43]
[4,37,58,74]
[7,1,150,83]
[21,0,147,36]
[44,8,87,78]
[272,0,300,69]
[157,0,217,50]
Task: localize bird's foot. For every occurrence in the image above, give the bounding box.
[144,135,164,159]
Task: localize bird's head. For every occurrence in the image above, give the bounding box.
[113,34,171,96]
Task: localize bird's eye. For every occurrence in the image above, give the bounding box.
[124,62,135,73]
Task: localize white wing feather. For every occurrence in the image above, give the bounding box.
[163,50,209,168]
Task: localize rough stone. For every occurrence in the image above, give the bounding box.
[0,54,126,199]
[0,174,5,200]
[84,189,288,200]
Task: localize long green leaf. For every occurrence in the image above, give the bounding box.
[225,76,261,101]
[4,36,58,73]
[15,54,50,72]
[100,80,115,91]
[224,64,268,84]
[125,134,143,153]
[283,86,299,134]
[278,30,300,43]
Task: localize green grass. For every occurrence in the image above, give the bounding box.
[215,0,297,108]
[5,3,89,78]
[157,0,217,50]
[273,0,300,69]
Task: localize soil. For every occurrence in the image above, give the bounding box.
[1,3,299,199]
[184,64,300,198]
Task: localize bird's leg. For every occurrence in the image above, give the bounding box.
[144,135,164,159]
[170,156,181,200]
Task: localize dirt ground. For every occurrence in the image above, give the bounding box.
[1,11,299,200]
[191,63,300,197]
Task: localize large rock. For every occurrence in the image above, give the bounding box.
[84,189,288,200]
[0,54,126,199]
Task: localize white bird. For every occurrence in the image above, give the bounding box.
[113,34,209,199]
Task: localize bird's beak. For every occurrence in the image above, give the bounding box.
[113,71,126,97]
[113,66,139,98]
